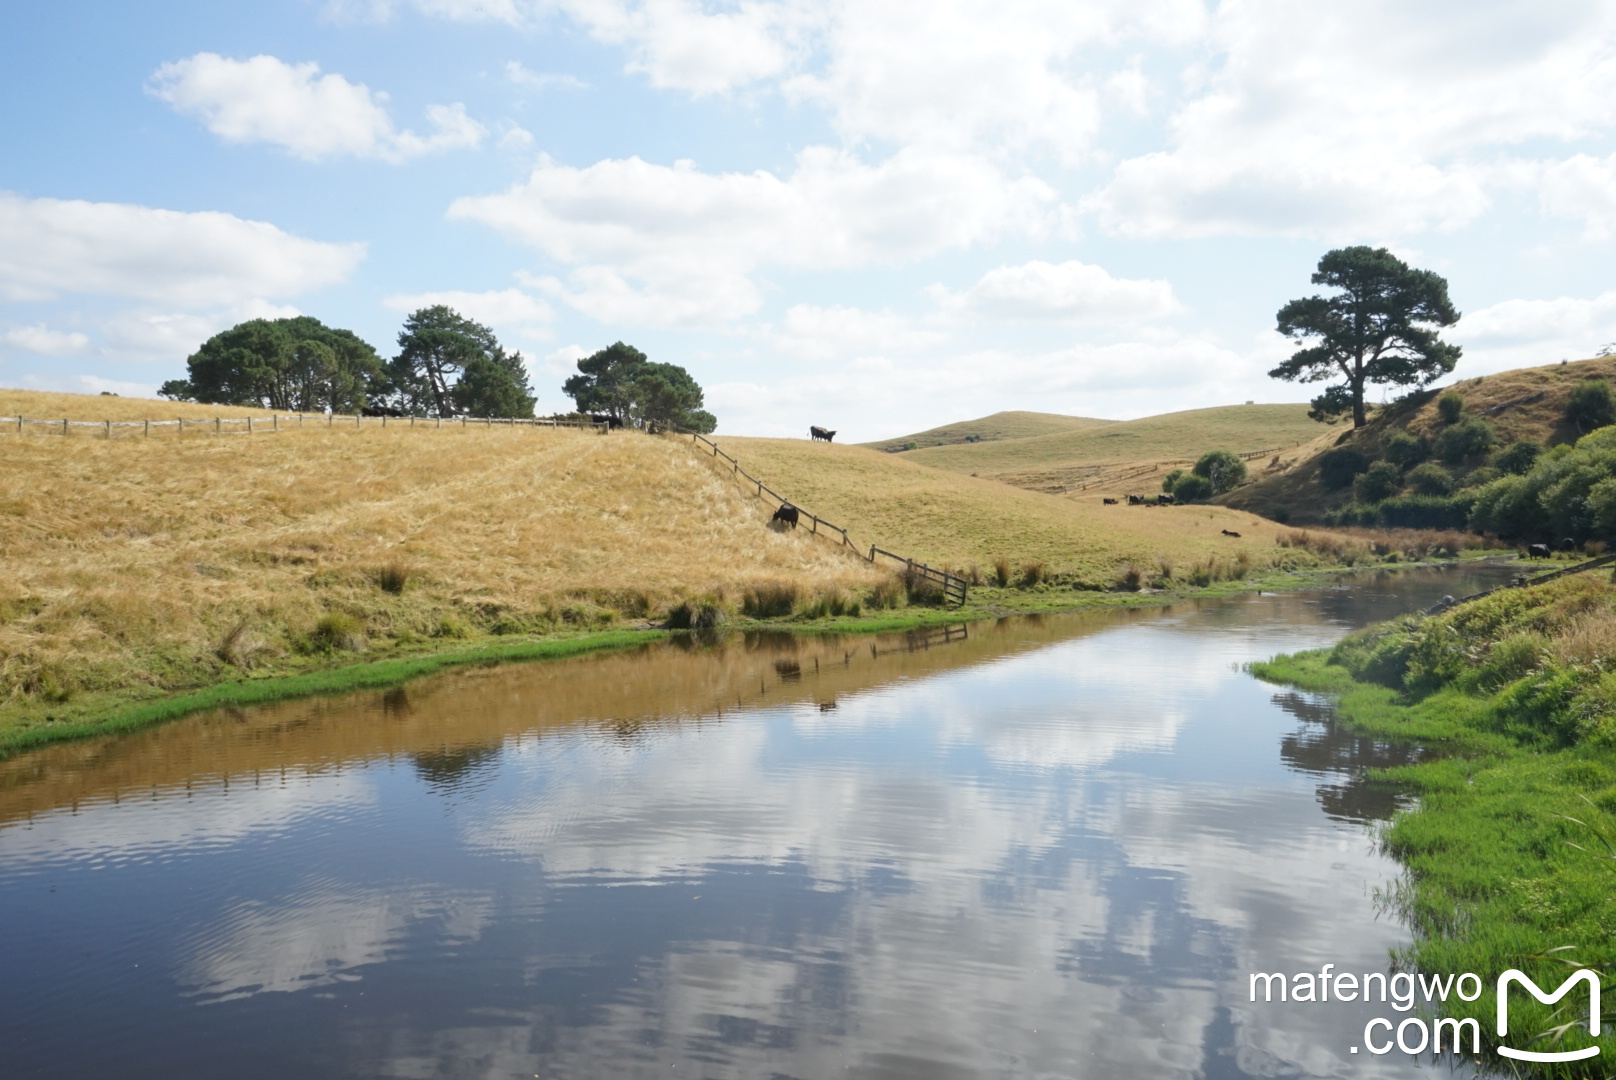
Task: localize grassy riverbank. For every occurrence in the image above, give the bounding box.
[1253,572,1616,1069]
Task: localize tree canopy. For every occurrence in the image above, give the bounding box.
[563,342,716,433]
[1271,246,1461,428]
[161,316,383,413]
[385,306,533,418]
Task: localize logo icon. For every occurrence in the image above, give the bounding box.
[1496,968,1601,1062]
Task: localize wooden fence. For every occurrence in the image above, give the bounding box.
[1428,552,1616,614]
[2,413,608,437]
[681,430,968,607]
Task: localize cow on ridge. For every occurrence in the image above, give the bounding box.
[772,504,801,529]
[810,426,836,442]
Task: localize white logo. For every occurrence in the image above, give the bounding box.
[1496,968,1601,1063]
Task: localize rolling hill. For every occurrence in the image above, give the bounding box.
[861,410,1114,452]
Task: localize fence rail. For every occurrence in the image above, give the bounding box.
[2,413,608,437]
[682,429,968,607]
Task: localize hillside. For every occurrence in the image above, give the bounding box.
[2,387,1328,741]
[1223,356,1616,523]
[861,410,1113,452]
[1,388,283,421]
[901,403,1320,491]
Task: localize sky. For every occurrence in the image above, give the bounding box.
[2,0,1615,441]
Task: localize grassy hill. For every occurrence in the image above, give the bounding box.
[1223,356,1616,523]
[2,387,1337,742]
[861,410,1113,452]
[899,403,1320,491]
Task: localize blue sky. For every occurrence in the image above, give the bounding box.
[3,0,1616,440]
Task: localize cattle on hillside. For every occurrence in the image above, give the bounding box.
[361,405,406,417]
[1157,493,1176,505]
[810,426,836,442]
[772,504,801,528]
[1102,497,1118,505]
[1127,494,1145,505]
[1221,529,1242,537]
[1527,543,1551,559]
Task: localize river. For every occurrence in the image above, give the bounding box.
[0,563,1519,1079]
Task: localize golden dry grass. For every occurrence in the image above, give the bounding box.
[860,409,1114,452]
[0,388,282,422]
[0,417,884,718]
[713,435,1317,582]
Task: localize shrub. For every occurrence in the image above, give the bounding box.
[1117,564,1143,591]
[1192,449,1248,494]
[309,612,365,652]
[1405,461,1455,496]
[1496,440,1542,476]
[742,580,799,618]
[900,566,945,605]
[1353,460,1403,503]
[1170,473,1213,502]
[666,599,727,629]
[1437,391,1465,424]
[799,590,860,619]
[216,620,269,668]
[1318,446,1371,490]
[1161,468,1184,493]
[1566,378,1616,432]
[1381,430,1431,470]
[1435,415,1496,464]
[866,577,905,610]
[1019,561,1047,587]
[374,561,411,594]
[992,558,1012,587]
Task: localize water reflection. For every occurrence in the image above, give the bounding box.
[0,562,1518,1079]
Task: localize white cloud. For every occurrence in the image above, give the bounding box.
[0,191,363,306]
[764,304,946,362]
[555,0,805,96]
[99,302,303,363]
[324,0,533,24]
[382,287,555,338]
[450,148,1057,326]
[934,260,1181,324]
[0,324,91,357]
[504,61,588,91]
[1450,289,1616,374]
[150,53,486,162]
[1527,153,1616,240]
[1089,0,1616,239]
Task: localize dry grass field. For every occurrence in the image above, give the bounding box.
[901,403,1321,490]
[0,388,281,421]
[861,410,1114,452]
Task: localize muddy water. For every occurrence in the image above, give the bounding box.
[0,563,1517,1079]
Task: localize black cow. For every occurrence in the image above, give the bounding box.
[361,405,406,417]
[589,413,624,429]
[772,503,801,528]
[1127,494,1145,505]
[1221,529,1242,537]
[1158,493,1176,506]
[810,425,836,442]
[1102,497,1118,505]
[1527,543,1552,559]
[1563,537,1578,552]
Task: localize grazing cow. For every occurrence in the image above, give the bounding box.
[1102,497,1119,505]
[1528,543,1552,559]
[810,425,837,442]
[1563,537,1578,552]
[1221,529,1242,537]
[588,413,624,429]
[772,503,801,528]
[1158,493,1176,506]
[1127,494,1145,505]
[361,405,406,417]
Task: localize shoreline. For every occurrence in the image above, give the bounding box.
[0,557,1496,761]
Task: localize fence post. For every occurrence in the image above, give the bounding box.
[144,419,149,437]
[215,417,221,435]
[355,414,360,428]
[104,419,111,439]
[247,417,252,435]
[382,415,386,428]
[328,413,333,427]
[63,418,68,436]
[273,415,278,432]
[15,416,20,434]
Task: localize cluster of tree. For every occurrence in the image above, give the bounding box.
[1322,381,1616,534]
[161,307,537,418]
[160,313,716,432]
[562,342,716,433]
[1162,450,1249,502]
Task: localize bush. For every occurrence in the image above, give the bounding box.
[1496,440,1542,476]
[1019,561,1047,587]
[1435,415,1496,464]
[1381,430,1430,470]
[1192,449,1249,494]
[1566,378,1616,432]
[1405,461,1455,496]
[992,558,1012,587]
[1353,460,1403,503]
[666,599,726,629]
[1318,446,1371,490]
[374,561,411,594]
[900,566,945,605]
[1437,391,1465,424]
[866,577,905,609]
[308,612,365,652]
[1117,564,1143,591]
[741,580,799,618]
[1161,468,1184,494]
[1170,473,1213,502]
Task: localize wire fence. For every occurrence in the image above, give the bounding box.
[2,413,609,438]
[679,429,968,606]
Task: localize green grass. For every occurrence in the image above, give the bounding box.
[1253,574,1616,1073]
[861,410,1114,453]
[902,403,1319,478]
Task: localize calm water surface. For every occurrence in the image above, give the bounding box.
[0,563,1519,1079]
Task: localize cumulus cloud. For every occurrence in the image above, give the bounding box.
[763,304,947,362]
[1089,0,1616,238]
[150,53,486,162]
[1451,289,1616,374]
[0,324,91,357]
[504,61,587,91]
[382,287,555,338]
[933,260,1181,324]
[450,148,1056,326]
[99,302,303,363]
[0,191,363,306]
